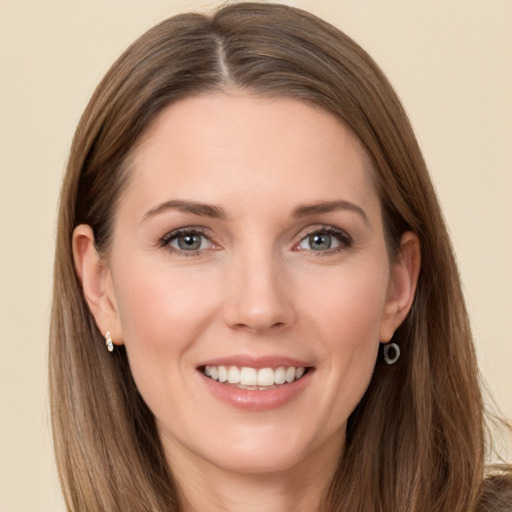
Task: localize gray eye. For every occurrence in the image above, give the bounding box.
[174,234,204,251]
[308,233,332,250]
[298,232,341,251]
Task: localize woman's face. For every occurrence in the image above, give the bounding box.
[83,93,417,478]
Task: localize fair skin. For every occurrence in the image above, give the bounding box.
[74,92,420,511]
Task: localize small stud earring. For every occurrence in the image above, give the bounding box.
[383,342,400,365]
[105,331,114,352]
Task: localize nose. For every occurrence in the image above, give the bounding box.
[222,251,297,334]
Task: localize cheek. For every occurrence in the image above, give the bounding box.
[299,264,388,421]
[304,262,390,345]
[314,277,384,383]
[113,259,220,342]
[110,261,221,394]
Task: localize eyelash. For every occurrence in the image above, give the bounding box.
[295,226,353,256]
[158,225,353,257]
[158,227,214,257]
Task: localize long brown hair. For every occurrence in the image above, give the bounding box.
[50,3,510,511]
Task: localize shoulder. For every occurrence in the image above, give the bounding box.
[476,471,512,512]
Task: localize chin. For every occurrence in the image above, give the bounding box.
[208,442,312,475]
[195,420,344,476]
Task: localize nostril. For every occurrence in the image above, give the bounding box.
[231,319,287,333]
[223,291,296,333]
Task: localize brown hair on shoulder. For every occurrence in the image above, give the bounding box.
[477,470,512,512]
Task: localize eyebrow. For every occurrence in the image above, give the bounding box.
[142,200,226,222]
[142,198,369,225]
[292,200,369,226]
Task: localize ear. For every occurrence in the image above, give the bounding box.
[72,224,123,346]
[380,231,421,342]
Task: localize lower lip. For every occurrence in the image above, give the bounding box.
[199,370,313,411]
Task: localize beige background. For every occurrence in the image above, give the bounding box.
[1,1,511,510]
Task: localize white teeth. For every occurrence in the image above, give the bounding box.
[227,366,240,384]
[274,366,286,385]
[257,368,274,387]
[203,365,307,387]
[240,367,258,386]
[218,365,228,383]
[210,366,219,381]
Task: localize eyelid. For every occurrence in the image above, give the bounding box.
[158,226,219,255]
[294,225,353,253]
[157,224,352,256]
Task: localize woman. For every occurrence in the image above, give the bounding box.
[49,2,511,511]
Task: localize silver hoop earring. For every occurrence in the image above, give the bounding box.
[105,331,114,353]
[383,342,400,365]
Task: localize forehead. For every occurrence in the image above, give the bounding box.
[122,92,378,219]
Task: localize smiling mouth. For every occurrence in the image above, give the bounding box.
[201,365,309,390]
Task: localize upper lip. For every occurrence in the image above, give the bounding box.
[197,355,313,369]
